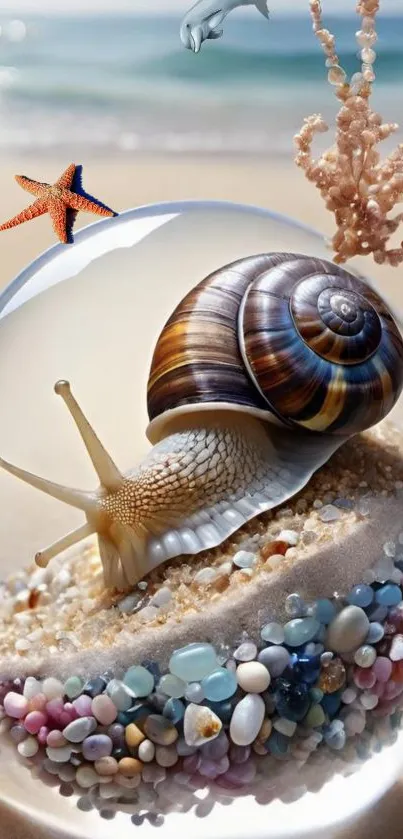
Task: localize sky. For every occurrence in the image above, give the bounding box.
[1,0,403,15]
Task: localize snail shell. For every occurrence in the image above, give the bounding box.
[1,252,402,591]
[147,253,403,442]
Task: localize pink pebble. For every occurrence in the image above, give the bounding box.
[91,695,117,726]
[28,694,47,713]
[73,695,93,717]
[4,692,28,719]
[46,729,67,748]
[38,726,49,745]
[64,702,78,719]
[216,760,256,788]
[24,711,47,735]
[372,656,393,683]
[384,681,403,701]
[353,667,376,690]
[183,753,202,774]
[373,681,386,698]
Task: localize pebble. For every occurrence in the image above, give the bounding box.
[201,668,237,702]
[366,622,385,644]
[274,678,310,722]
[360,692,379,710]
[236,662,271,694]
[64,676,83,700]
[47,730,67,748]
[76,766,99,789]
[91,695,117,726]
[42,678,64,700]
[117,593,141,614]
[125,723,145,749]
[347,584,374,608]
[4,693,28,719]
[118,757,143,777]
[63,716,97,743]
[46,745,73,763]
[318,658,346,693]
[94,757,119,776]
[169,643,218,682]
[341,687,357,705]
[106,680,133,712]
[73,695,93,717]
[273,718,297,737]
[318,504,340,522]
[278,530,299,546]
[257,646,290,677]
[183,704,222,747]
[23,677,41,700]
[313,599,336,625]
[261,622,285,645]
[184,683,205,704]
[375,585,403,607]
[123,666,154,698]
[230,694,265,747]
[138,739,155,763]
[233,641,258,661]
[326,606,370,654]
[284,617,320,647]
[285,593,306,617]
[354,645,377,668]
[193,568,218,585]
[149,587,172,607]
[155,746,178,768]
[389,635,403,662]
[305,704,326,728]
[158,674,186,699]
[233,551,256,569]
[82,734,113,761]
[143,715,178,746]
[17,736,39,758]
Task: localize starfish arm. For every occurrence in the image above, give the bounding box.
[56,163,77,190]
[48,197,69,243]
[0,197,48,231]
[63,190,116,217]
[15,175,47,198]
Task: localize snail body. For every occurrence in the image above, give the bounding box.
[1,253,402,591]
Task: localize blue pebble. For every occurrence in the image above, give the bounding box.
[347,584,374,608]
[355,742,370,760]
[141,660,161,682]
[265,730,290,756]
[117,702,151,726]
[123,665,155,697]
[169,643,218,682]
[366,622,385,644]
[321,691,342,718]
[283,617,320,648]
[291,654,321,685]
[163,698,185,724]
[201,668,237,702]
[82,676,107,698]
[366,604,389,623]
[313,599,336,625]
[274,678,311,722]
[375,584,403,607]
[310,688,324,703]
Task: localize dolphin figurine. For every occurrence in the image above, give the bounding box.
[180,0,270,53]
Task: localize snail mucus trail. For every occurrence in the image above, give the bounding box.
[1,253,403,592]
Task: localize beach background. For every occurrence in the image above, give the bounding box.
[0,1,403,837]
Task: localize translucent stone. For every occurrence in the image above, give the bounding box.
[169,642,218,682]
[201,668,237,702]
[123,666,154,698]
[0,202,335,570]
[261,622,285,645]
[158,674,187,699]
[283,617,320,647]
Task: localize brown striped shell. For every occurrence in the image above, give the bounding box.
[147,253,403,439]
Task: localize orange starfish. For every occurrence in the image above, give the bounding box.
[0,163,117,244]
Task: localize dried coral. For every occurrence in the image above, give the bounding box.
[295,0,403,265]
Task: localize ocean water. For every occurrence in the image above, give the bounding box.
[0,12,402,156]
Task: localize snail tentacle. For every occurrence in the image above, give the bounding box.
[35,523,95,569]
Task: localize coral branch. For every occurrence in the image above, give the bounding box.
[295,0,403,265]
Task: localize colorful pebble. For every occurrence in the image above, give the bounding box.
[326,606,370,654]
[201,668,237,701]
[169,643,218,682]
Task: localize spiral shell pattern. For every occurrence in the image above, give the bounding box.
[147,253,403,437]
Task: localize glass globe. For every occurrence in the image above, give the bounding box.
[0,201,402,839]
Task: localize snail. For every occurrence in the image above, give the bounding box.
[1,252,403,592]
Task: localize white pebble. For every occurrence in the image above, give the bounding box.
[155,745,178,768]
[265,554,284,570]
[274,718,297,737]
[217,561,233,576]
[46,745,73,763]
[383,541,396,558]
[27,628,44,643]
[138,739,155,763]
[193,568,218,586]
[389,635,403,662]
[137,605,159,623]
[52,569,72,591]
[42,677,64,700]
[230,694,265,746]
[23,677,41,700]
[233,641,258,662]
[76,766,99,789]
[183,704,222,747]
[18,736,39,758]
[278,529,299,546]
[15,639,31,652]
[233,551,257,569]
[360,692,378,710]
[319,505,341,522]
[150,587,172,607]
[354,645,376,668]
[341,688,357,705]
[236,662,270,693]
